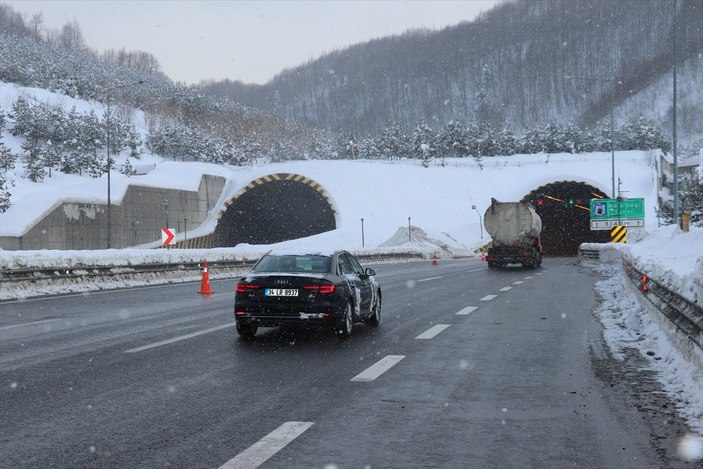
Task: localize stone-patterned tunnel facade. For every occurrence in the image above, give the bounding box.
[213,173,337,248]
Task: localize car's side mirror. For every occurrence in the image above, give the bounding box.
[364,267,376,277]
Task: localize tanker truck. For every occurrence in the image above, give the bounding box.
[483,198,543,269]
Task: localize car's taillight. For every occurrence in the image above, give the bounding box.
[303,284,336,294]
[236,283,260,293]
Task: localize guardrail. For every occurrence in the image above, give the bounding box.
[0,252,427,300]
[623,259,703,350]
[579,244,702,351]
[0,252,425,284]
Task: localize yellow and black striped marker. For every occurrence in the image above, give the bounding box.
[611,225,627,243]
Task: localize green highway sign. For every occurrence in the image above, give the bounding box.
[590,198,645,220]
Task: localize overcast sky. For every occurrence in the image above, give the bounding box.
[5,0,500,85]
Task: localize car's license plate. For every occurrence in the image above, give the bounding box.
[265,288,298,297]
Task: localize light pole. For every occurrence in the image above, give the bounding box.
[408,217,411,243]
[105,80,143,249]
[471,205,483,239]
[672,0,679,223]
[565,75,617,199]
[360,218,365,247]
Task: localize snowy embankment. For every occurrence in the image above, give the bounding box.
[584,226,703,459]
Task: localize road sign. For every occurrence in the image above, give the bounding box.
[590,198,645,220]
[590,219,645,230]
[162,228,175,245]
[590,198,644,231]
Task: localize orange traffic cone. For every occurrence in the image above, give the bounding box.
[199,260,213,294]
[432,253,438,266]
[481,251,486,262]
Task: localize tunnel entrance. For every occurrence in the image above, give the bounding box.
[523,182,610,256]
[213,174,336,247]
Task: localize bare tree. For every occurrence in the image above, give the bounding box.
[58,19,85,51]
[28,13,43,41]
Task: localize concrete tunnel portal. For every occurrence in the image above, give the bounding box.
[213,174,337,248]
[522,181,611,257]
[212,175,610,255]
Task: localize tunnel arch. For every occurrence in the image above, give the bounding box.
[213,173,337,248]
[522,181,611,256]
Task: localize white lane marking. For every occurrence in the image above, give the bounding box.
[0,319,60,331]
[480,295,498,301]
[499,286,512,292]
[456,306,478,316]
[513,280,524,285]
[219,421,314,469]
[415,324,450,340]
[351,355,405,382]
[417,276,443,282]
[125,323,234,353]
[524,276,535,280]
[466,268,485,273]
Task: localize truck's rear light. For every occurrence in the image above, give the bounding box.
[235,311,247,317]
[236,283,260,293]
[303,284,336,294]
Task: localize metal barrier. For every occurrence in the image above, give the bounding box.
[623,259,703,350]
[0,252,426,299]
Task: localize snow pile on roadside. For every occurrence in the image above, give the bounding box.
[379,225,472,258]
[595,265,703,444]
[624,225,703,305]
[582,225,702,305]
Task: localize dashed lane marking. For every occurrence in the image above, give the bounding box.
[513,280,524,285]
[415,324,450,340]
[499,286,512,292]
[218,421,314,469]
[0,319,60,331]
[417,276,443,282]
[125,323,234,353]
[456,306,478,316]
[351,355,405,382]
[480,295,498,301]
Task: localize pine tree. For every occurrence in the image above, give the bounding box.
[22,138,46,182]
[9,96,32,136]
[411,121,436,165]
[436,119,469,157]
[0,139,16,213]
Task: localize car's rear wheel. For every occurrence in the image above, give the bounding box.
[338,302,353,337]
[366,294,381,326]
[236,321,257,339]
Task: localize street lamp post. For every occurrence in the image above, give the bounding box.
[408,217,411,243]
[471,205,483,239]
[566,75,617,199]
[105,80,143,249]
[360,218,365,247]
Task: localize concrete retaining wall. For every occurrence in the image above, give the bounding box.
[0,174,225,250]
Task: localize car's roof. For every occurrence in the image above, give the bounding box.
[265,248,345,257]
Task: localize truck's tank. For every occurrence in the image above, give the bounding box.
[484,198,542,248]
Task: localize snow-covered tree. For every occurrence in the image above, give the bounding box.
[0,137,16,212]
[411,121,436,165]
[376,120,408,159]
[436,119,469,157]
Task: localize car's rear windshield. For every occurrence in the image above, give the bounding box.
[253,255,331,273]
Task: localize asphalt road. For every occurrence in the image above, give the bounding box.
[0,258,693,468]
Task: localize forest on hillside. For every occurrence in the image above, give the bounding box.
[204,0,703,148]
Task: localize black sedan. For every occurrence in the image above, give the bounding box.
[233,250,381,338]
